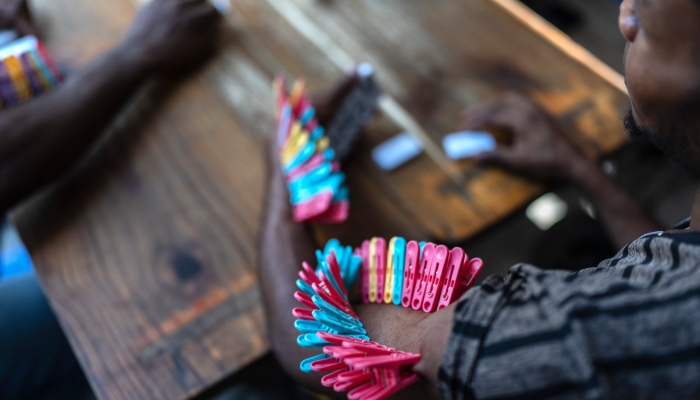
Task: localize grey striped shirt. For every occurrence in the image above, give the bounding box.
[439,222,700,399]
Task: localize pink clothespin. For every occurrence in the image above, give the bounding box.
[287,153,327,181]
[310,357,346,372]
[361,240,370,304]
[411,243,434,310]
[299,261,321,286]
[294,291,319,310]
[453,257,483,301]
[401,241,421,308]
[292,192,335,222]
[326,252,348,298]
[292,307,315,321]
[334,369,372,392]
[437,248,466,311]
[313,271,357,319]
[374,238,387,303]
[308,201,350,224]
[421,245,449,313]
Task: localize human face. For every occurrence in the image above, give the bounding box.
[620,0,700,175]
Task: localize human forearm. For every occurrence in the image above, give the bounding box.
[568,156,662,249]
[259,166,341,394]
[0,0,222,215]
[0,43,150,213]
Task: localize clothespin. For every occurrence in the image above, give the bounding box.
[411,243,434,310]
[289,79,306,109]
[299,261,321,287]
[286,148,333,178]
[368,238,378,303]
[421,245,449,313]
[401,241,421,308]
[292,192,334,223]
[290,173,345,205]
[300,106,316,126]
[453,257,484,301]
[294,291,319,310]
[300,353,328,373]
[383,238,396,304]
[391,237,406,305]
[361,240,370,304]
[373,238,387,303]
[437,248,466,311]
[326,252,349,298]
[277,104,292,149]
[293,307,315,321]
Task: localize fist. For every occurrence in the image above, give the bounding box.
[125,0,222,76]
[0,0,38,37]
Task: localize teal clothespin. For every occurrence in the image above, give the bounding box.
[392,237,407,305]
[300,353,327,373]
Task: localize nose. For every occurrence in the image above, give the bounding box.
[619,0,639,42]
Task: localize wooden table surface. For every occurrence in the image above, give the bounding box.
[11,0,629,399]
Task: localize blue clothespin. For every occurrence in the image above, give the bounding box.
[311,295,358,325]
[296,279,315,297]
[288,162,333,191]
[318,260,346,300]
[300,353,328,373]
[346,255,362,289]
[392,237,407,305]
[300,106,315,126]
[297,333,331,348]
[284,141,317,173]
[290,173,345,205]
[312,310,366,335]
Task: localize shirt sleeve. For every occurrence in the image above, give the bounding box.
[438,235,700,400]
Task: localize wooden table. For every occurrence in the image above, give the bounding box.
[11,0,628,398]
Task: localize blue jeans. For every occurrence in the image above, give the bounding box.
[0,273,91,399]
[1,219,91,399]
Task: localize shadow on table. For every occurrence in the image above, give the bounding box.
[203,353,317,400]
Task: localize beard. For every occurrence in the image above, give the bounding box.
[623,107,649,140]
[624,105,700,177]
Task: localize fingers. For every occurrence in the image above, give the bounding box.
[462,92,539,134]
[186,2,222,26]
[14,16,39,38]
[474,148,520,169]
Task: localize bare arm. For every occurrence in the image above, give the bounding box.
[0,0,221,215]
[567,155,661,249]
[260,137,444,398]
[466,93,662,250]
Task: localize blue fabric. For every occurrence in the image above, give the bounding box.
[0,220,33,279]
[0,221,91,399]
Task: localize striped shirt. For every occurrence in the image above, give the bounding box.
[439,220,700,399]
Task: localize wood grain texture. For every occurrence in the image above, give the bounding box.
[10,0,628,399]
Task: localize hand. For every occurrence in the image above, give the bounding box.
[124,0,222,76]
[464,92,590,182]
[0,0,38,37]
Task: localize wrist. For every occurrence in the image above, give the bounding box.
[113,41,156,79]
[564,154,598,185]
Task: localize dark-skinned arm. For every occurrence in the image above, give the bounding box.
[260,135,445,398]
[466,93,662,250]
[0,0,222,215]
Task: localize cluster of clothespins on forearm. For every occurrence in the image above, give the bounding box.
[360,237,484,312]
[0,36,62,111]
[292,238,484,399]
[274,76,349,224]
